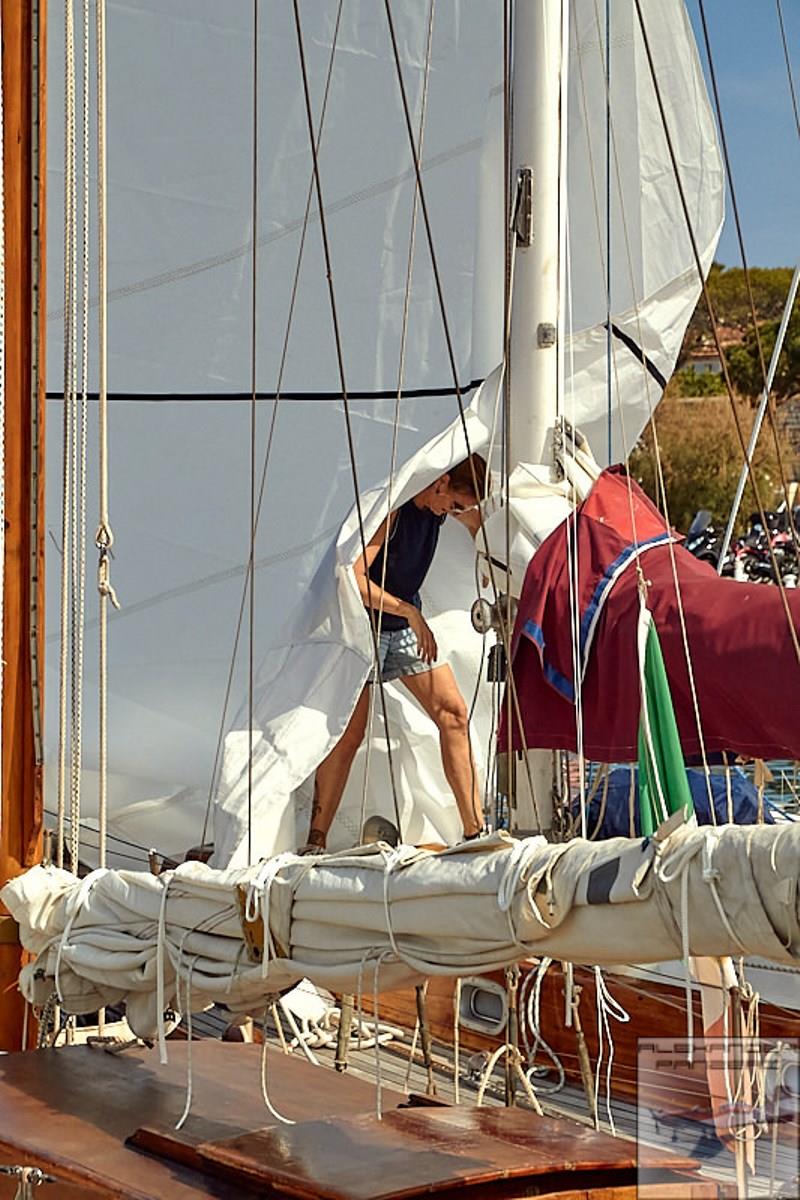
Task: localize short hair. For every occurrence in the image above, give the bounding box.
[448,453,489,500]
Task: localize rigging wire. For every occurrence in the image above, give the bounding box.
[57,0,77,869]
[633,0,800,676]
[580,0,717,817]
[775,0,800,142]
[67,0,91,876]
[698,0,800,574]
[246,0,259,867]
[43,806,160,857]
[385,0,544,831]
[360,0,438,841]
[95,0,115,870]
[199,0,349,851]
[292,0,404,837]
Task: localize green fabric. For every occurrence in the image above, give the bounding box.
[637,616,695,837]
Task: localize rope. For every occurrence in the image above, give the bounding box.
[633,0,800,675]
[582,0,718,819]
[292,0,407,840]
[372,950,394,1119]
[95,0,116,875]
[475,1041,543,1115]
[246,0,259,866]
[57,0,77,871]
[69,0,91,874]
[385,0,544,830]
[592,966,629,1134]
[260,1002,296,1126]
[0,1167,57,1198]
[359,0,437,843]
[453,977,461,1104]
[775,0,800,141]
[519,957,567,1096]
[697,1,800,572]
[174,953,197,1131]
[199,0,346,849]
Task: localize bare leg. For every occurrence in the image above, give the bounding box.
[305,686,370,849]
[401,665,483,838]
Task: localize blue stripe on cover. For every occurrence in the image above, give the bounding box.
[522,619,575,702]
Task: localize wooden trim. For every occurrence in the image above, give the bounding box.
[0,916,18,945]
[0,0,46,1052]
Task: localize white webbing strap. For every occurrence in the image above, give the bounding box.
[155,872,174,1064]
[260,1000,296,1126]
[244,851,303,979]
[54,867,108,1004]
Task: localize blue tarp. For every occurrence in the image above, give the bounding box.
[576,766,775,839]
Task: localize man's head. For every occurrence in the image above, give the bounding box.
[415,453,489,516]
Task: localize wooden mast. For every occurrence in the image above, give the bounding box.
[0,0,46,1052]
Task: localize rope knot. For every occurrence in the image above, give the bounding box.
[96,537,121,610]
[95,521,114,552]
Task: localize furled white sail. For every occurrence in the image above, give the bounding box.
[4,822,798,1041]
[43,2,722,869]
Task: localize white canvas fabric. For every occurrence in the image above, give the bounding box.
[42,2,722,872]
[4,822,798,1043]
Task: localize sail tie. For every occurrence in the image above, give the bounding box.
[258,997,296,1126]
[244,851,306,980]
[155,871,174,1064]
[519,957,567,1097]
[174,953,198,1131]
[54,867,108,1006]
[593,967,630,1134]
[380,844,419,960]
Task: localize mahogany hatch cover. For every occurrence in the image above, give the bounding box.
[0,1040,406,1198]
[180,1108,703,1200]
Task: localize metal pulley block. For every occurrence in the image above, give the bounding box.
[470,593,517,635]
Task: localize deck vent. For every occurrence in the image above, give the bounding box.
[458,977,508,1037]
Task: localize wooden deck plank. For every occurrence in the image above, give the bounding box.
[0,1040,406,1198]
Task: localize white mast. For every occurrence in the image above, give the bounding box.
[509,0,563,464]
[506,0,567,834]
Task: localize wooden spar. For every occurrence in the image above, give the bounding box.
[0,0,46,1052]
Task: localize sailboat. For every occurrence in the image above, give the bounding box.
[1,0,799,1195]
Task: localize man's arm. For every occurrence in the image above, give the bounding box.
[352,516,437,663]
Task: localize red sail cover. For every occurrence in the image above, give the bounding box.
[501,468,800,761]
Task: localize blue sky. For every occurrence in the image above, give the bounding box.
[686,0,799,269]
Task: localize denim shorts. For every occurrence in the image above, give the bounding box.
[371,624,435,683]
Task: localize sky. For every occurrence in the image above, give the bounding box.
[686,0,799,269]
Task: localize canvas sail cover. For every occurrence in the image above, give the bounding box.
[43,2,722,868]
[503,469,800,762]
[3,821,799,1040]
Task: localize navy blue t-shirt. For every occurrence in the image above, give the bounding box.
[367,500,445,631]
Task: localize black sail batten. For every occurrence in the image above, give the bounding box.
[44,378,486,404]
[604,322,668,391]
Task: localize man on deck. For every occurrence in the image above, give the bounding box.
[301,454,488,852]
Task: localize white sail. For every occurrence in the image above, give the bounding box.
[45,1,503,865]
[4,822,798,1040]
[43,2,722,868]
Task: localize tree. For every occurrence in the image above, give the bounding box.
[628,391,796,534]
[678,263,795,365]
[727,311,800,400]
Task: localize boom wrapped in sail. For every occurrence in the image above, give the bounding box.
[4,822,798,1042]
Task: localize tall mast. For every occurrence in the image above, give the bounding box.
[0,0,46,1051]
[505,0,565,834]
[508,0,563,465]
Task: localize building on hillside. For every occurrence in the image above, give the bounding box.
[684,326,744,376]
